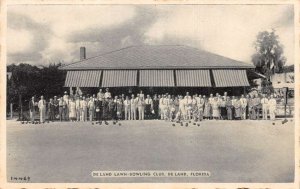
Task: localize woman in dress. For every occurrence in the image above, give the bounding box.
[233,96,241,120]
[69,98,77,121]
[211,97,220,120]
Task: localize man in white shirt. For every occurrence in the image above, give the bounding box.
[136,94,145,120]
[261,94,269,120]
[268,95,277,121]
[104,88,112,99]
[240,94,248,120]
[38,96,46,123]
[123,96,131,120]
[130,94,137,120]
[97,88,104,101]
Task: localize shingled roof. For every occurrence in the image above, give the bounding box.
[60,45,254,70]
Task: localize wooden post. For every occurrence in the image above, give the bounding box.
[18,94,22,121]
[10,103,13,119]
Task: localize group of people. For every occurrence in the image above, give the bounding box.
[28,88,278,123]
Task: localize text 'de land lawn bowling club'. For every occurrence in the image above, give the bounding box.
[91,171,211,177]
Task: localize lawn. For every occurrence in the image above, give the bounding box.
[6,119,295,183]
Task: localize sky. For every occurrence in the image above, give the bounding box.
[7,4,294,66]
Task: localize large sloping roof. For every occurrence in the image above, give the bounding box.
[60,45,254,70]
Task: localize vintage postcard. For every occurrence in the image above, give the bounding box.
[0,0,299,188]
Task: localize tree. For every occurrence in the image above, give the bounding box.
[252,29,286,80]
[7,63,66,115]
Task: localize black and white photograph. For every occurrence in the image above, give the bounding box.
[1,0,299,188]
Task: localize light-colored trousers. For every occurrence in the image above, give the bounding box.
[39,108,46,122]
[241,107,247,120]
[89,108,94,121]
[30,110,35,122]
[131,107,136,120]
[262,105,268,120]
[124,107,131,120]
[81,108,87,121]
[269,108,276,120]
[138,105,144,120]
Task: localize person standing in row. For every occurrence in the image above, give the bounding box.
[137,95,145,120]
[144,95,153,120]
[233,96,241,120]
[226,97,233,120]
[97,88,104,101]
[88,97,95,122]
[94,99,102,122]
[261,94,269,120]
[152,94,159,119]
[123,96,131,120]
[58,97,65,121]
[80,97,88,121]
[240,95,248,120]
[104,88,111,99]
[63,92,69,121]
[38,96,46,123]
[159,95,166,120]
[197,95,205,121]
[268,95,277,121]
[53,96,59,120]
[69,98,77,121]
[75,96,81,122]
[203,97,210,120]
[130,94,137,120]
[48,98,55,122]
[29,96,37,123]
[211,97,219,120]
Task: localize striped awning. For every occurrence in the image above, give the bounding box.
[102,70,137,87]
[139,70,174,87]
[212,69,250,87]
[176,70,211,87]
[64,70,102,87]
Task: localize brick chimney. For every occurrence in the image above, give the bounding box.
[80,47,86,60]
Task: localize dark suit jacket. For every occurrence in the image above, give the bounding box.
[29,100,35,112]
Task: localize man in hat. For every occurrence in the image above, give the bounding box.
[29,96,37,123]
[104,88,112,99]
[38,95,46,123]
